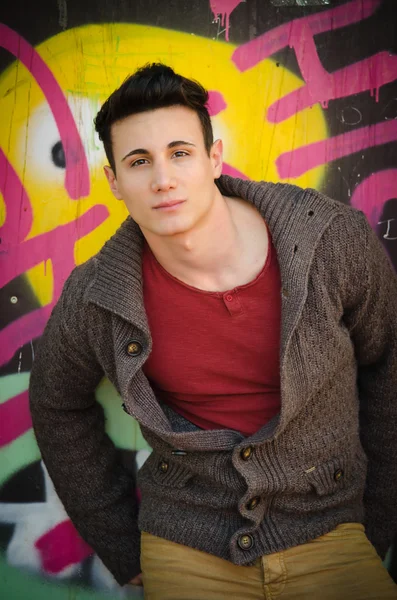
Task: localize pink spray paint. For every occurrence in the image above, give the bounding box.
[207,90,227,116]
[210,0,244,41]
[0,201,109,367]
[0,24,90,199]
[276,120,397,180]
[351,169,397,229]
[267,46,397,124]
[0,149,33,244]
[0,27,107,371]
[232,0,390,126]
[0,390,32,448]
[35,520,93,574]
[232,0,382,72]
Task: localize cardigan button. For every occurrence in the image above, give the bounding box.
[159,461,169,473]
[238,534,254,550]
[240,446,253,461]
[126,341,142,356]
[246,496,261,511]
[334,469,344,482]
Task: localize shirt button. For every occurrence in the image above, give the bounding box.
[246,497,261,511]
[334,469,344,482]
[238,534,254,550]
[225,294,233,302]
[240,446,253,461]
[159,461,169,473]
[126,341,142,356]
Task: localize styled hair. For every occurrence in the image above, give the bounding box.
[94,63,214,173]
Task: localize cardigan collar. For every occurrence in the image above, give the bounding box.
[87,174,342,360]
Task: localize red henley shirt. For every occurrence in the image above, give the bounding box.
[142,235,282,437]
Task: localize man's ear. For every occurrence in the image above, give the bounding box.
[210,139,223,179]
[103,165,123,200]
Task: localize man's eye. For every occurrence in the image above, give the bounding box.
[173,151,188,158]
[131,158,148,167]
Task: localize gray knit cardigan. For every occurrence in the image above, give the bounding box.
[29,175,397,586]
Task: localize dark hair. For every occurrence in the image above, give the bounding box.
[94,63,214,173]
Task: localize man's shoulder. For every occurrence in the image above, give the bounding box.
[306,189,372,299]
[284,183,369,237]
[220,175,369,249]
[63,256,98,300]
[279,182,355,215]
[257,180,369,242]
[58,256,99,326]
[227,175,362,223]
[308,188,368,237]
[270,184,371,284]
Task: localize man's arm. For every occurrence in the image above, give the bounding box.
[29,266,141,585]
[346,213,397,558]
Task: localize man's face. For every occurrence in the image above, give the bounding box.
[104,105,223,238]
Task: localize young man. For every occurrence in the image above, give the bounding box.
[29,64,397,599]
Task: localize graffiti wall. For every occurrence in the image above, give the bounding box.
[0,0,396,597]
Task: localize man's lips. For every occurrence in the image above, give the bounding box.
[153,200,185,209]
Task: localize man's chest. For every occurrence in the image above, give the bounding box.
[142,235,282,394]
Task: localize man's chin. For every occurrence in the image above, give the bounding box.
[141,221,193,240]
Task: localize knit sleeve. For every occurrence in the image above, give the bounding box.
[346,213,397,558]
[29,264,141,585]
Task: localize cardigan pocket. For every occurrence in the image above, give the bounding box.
[304,455,350,497]
[146,451,194,489]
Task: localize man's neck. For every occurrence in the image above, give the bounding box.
[142,192,269,292]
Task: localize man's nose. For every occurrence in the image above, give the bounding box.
[151,162,176,192]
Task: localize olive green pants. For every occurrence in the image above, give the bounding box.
[141,523,397,599]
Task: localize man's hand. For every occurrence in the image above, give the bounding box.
[129,573,143,586]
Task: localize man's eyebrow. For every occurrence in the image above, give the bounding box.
[121,148,149,161]
[167,140,196,149]
[121,140,196,162]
